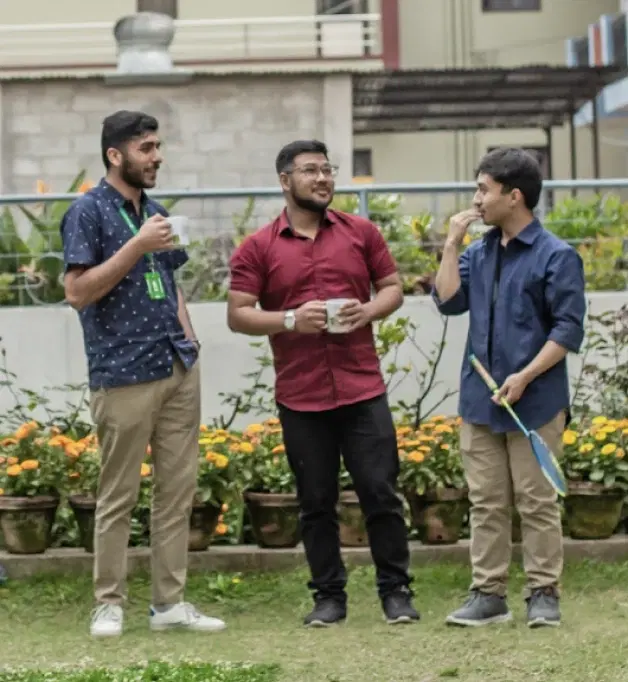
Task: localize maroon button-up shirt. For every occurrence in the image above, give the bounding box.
[229,208,398,412]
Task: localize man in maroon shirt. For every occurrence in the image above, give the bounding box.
[228,139,419,627]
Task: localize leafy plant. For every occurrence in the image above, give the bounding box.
[197,426,242,506]
[562,416,628,489]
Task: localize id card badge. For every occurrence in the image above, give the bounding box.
[144,271,166,300]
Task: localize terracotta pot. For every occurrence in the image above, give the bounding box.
[338,491,368,547]
[68,494,96,554]
[0,495,59,554]
[244,491,301,548]
[405,487,469,545]
[188,500,222,552]
[565,482,624,540]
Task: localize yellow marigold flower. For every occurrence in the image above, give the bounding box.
[140,463,152,477]
[396,426,412,436]
[238,442,254,454]
[579,443,594,454]
[562,430,578,446]
[419,445,431,453]
[245,424,265,434]
[215,523,228,535]
[601,443,617,456]
[0,438,17,447]
[265,417,280,426]
[407,451,425,463]
[434,424,453,434]
[271,445,285,454]
[6,464,22,476]
[221,503,229,512]
[213,454,229,469]
[616,448,625,459]
[0,488,3,495]
[213,436,226,444]
[20,459,39,471]
[199,424,209,433]
[14,421,38,440]
[7,457,18,465]
[594,431,607,442]
[592,416,607,425]
[431,415,446,422]
[622,428,628,436]
[440,444,451,450]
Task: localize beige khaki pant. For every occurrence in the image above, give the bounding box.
[460,411,565,598]
[90,359,201,607]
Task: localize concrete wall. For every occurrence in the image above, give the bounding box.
[0,73,354,232]
[0,292,624,430]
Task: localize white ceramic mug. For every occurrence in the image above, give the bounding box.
[326,298,351,334]
[168,216,190,248]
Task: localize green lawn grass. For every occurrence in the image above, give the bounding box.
[2,560,628,681]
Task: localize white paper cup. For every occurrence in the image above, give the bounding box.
[326,298,351,334]
[168,216,190,248]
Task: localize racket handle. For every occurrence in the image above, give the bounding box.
[469,354,499,392]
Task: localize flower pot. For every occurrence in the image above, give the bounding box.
[68,494,96,553]
[244,491,301,548]
[405,487,469,545]
[338,491,368,547]
[0,495,59,554]
[564,482,625,540]
[188,501,222,552]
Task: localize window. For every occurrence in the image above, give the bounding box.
[317,0,368,14]
[137,0,178,18]
[353,148,373,179]
[482,0,540,11]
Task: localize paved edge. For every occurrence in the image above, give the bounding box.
[2,537,628,579]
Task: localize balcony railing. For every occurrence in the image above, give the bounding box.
[0,14,381,72]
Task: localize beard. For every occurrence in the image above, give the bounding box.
[120,157,158,189]
[290,186,332,214]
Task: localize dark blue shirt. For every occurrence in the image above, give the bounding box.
[433,219,586,433]
[60,179,197,390]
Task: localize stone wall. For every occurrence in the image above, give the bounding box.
[0,73,351,235]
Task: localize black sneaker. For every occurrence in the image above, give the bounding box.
[446,590,513,627]
[526,587,560,628]
[303,596,346,628]
[382,586,420,625]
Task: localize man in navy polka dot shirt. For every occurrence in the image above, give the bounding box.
[61,110,225,638]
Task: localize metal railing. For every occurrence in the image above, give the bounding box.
[0,178,627,306]
[0,14,381,71]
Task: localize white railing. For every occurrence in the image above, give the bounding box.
[0,14,381,71]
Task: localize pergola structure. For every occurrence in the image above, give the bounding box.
[352,65,623,182]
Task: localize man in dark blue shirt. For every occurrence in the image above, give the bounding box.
[433,148,586,629]
[61,110,225,638]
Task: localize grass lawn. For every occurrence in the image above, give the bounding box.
[2,559,628,681]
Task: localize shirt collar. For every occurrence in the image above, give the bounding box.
[277,207,338,235]
[98,178,148,212]
[483,217,542,247]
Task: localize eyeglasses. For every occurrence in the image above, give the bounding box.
[287,164,339,179]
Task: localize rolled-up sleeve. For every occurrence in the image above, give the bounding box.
[431,248,470,315]
[229,234,264,297]
[545,247,586,353]
[60,202,101,273]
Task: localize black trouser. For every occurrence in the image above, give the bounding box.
[278,393,411,602]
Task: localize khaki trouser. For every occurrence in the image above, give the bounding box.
[460,410,565,598]
[90,359,201,607]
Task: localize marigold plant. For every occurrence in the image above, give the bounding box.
[238,418,295,494]
[397,416,466,495]
[197,426,243,506]
[562,416,628,489]
[0,421,66,497]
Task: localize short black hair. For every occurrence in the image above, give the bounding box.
[101,110,159,169]
[474,147,543,211]
[275,139,328,175]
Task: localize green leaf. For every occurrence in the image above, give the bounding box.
[589,469,605,482]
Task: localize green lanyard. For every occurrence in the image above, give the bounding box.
[118,207,154,270]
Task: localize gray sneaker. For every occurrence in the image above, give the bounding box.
[526,587,560,628]
[446,590,513,627]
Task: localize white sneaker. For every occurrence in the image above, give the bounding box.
[149,601,226,632]
[90,603,123,637]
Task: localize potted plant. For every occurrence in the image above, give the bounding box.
[562,416,628,539]
[398,416,468,545]
[194,426,241,551]
[0,421,65,554]
[239,419,301,548]
[63,433,101,553]
[337,463,368,547]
